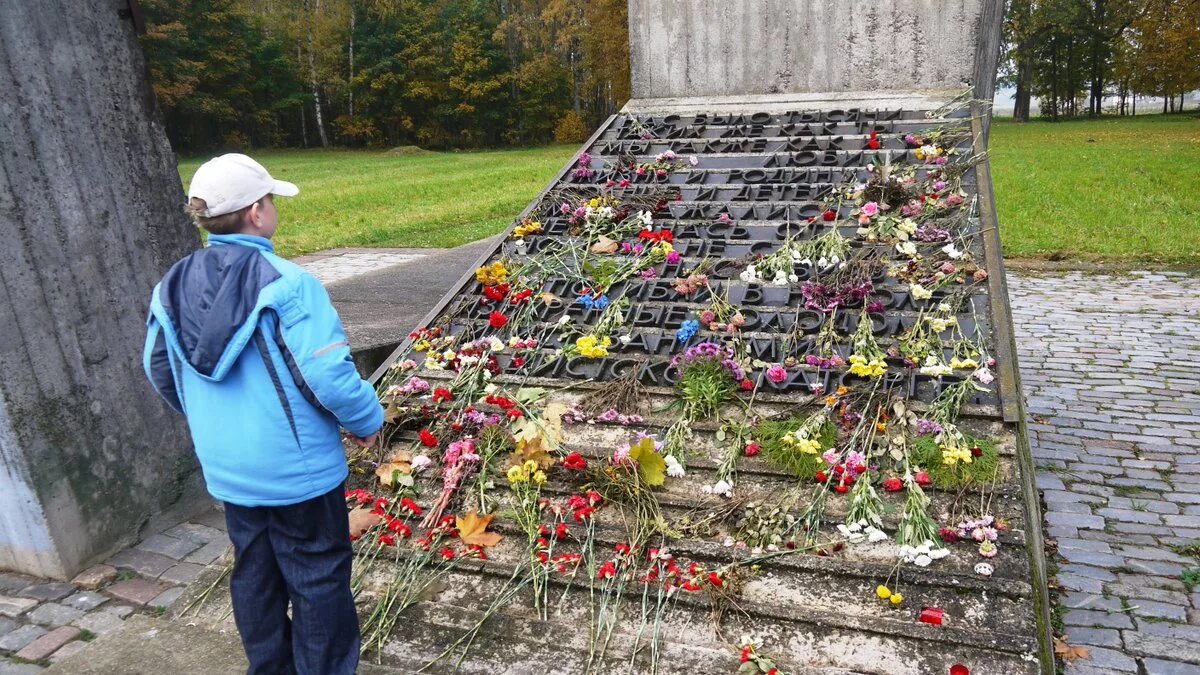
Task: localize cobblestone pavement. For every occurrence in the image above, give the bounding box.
[292,248,427,285]
[0,510,230,672]
[1011,270,1200,675]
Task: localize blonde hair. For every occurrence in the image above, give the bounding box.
[185,197,261,235]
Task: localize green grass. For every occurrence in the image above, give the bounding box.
[179,114,1200,264]
[991,113,1200,265]
[178,146,576,258]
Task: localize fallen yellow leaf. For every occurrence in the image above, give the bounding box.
[456,509,503,548]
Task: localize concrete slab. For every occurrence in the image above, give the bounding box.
[42,614,408,675]
[326,237,500,376]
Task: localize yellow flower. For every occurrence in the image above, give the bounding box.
[848,355,887,378]
[941,442,973,466]
[796,438,822,455]
[949,357,979,370]
[513,220,542,238]
[876,585,891,600]
[413,339,430,352]
[532,470,547,486]
[507,465,526,484]
[575,335,612,359]
[475,262,509,286]
[588,198,600,208]
[890,593,904,605]
[523,460,538,474]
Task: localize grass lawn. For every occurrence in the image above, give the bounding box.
[990,113,1200,265]
[178,146,576,258]
[179,113,1200,264]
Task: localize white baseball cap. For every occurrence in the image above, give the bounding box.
[187,153,299,217]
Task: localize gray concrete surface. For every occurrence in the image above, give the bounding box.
[628,0,985,100]
[0,1,201,578]
[322,237,499,377]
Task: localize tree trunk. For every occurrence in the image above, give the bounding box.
[348,1,355,119]
[1014,54,1033,122]
[303,0,330,148]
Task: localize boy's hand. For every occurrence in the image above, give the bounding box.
[349,432,378,448]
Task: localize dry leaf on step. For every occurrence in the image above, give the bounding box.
[348,506,381,538]
[1053,637,1089,662]
[456,510,503,548]
[590,236,619,254]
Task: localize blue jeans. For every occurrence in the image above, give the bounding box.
[224,483,359,675]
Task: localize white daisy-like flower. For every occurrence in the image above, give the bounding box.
[974,562,994,577]
[914,554,933,567]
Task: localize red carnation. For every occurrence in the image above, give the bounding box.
[741,378,754,391]
[400,497,423,516]
[822,209,837,221]
[744,442,761,457]
[440,546,456,561]
[380,534,397,547]
[506,408,524,420]
[882,477,904,492]
[970,446,983,458]
[563,452,588,471]
[598,561,617,580]
[708,572,723,588]
[419,429,438,447]
[483,284,509,302]
[915,471,932,487]
[433,387,453,403]
[867,130,881,150]
[555,522,570,539]
[834,483,849,494]
[815,470,828,483]
[489,312,508,329]
[939,527,960,543]
[740,647,752,663]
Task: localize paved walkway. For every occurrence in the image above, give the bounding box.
[292,248,427,285]
[2,257,1198,673]
[0,510,230,672]
[1011,270,1200,675]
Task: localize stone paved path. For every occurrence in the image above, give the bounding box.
[0,510,230,672]
[1011,270,1200,675]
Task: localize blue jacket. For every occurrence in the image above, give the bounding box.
[143,234,384,507]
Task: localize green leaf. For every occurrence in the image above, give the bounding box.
[515,387,547,404]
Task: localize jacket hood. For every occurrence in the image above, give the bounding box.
[154,235,281,381]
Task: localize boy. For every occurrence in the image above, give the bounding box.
[143,153,383,674]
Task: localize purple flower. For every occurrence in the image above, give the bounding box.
[666,251,682,264]
[916,418,944,436]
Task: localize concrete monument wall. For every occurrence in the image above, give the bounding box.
[0,0,202,578]
[628,0,996,102]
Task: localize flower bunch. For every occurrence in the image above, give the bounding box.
[673,272,708,296]
[576,293,610,311]
[575,335,612,358]
[571,152,595,180]
[780,409,833,456]
[562,406,645,426]
[422,438,482,528]
[512,218,542,238]
[506,459,547,486]
[737,640,782,675]
[676,318,700,342]
[804,318,845,369]
[848,311,888,378]
[669,341,745,381]
[475,261,508,287]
